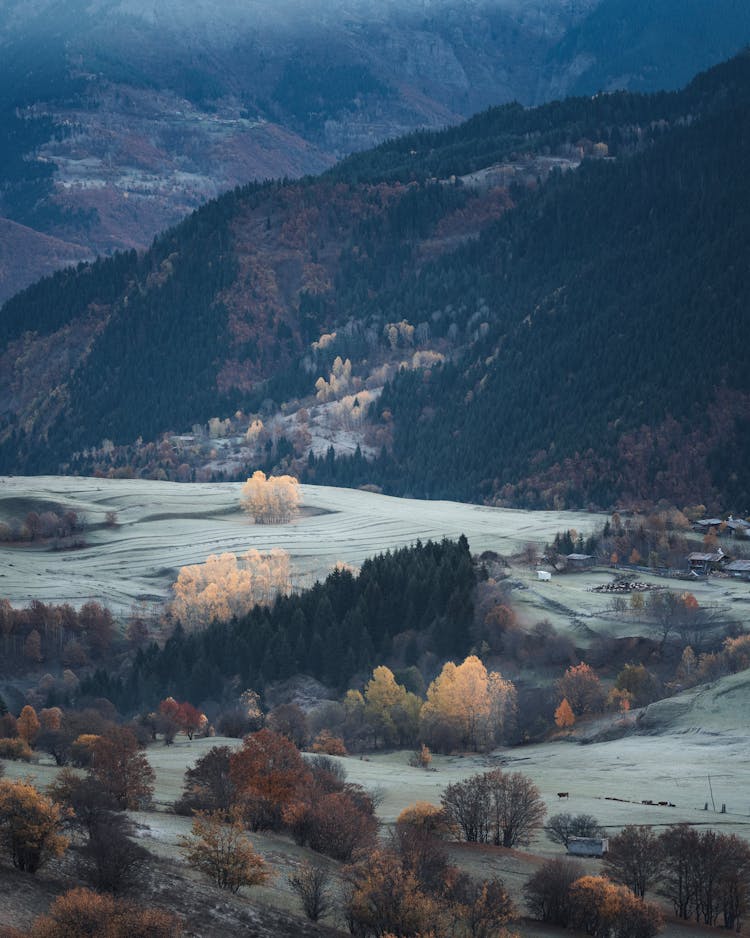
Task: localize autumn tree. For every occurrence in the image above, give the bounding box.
[0,779,68,873]
[24,887,182,937]
[445,874,515,938]
[171,548,291,628]
[17,705,40,745]
[229,728,311,831]
[568,875,663,938]
[89,727,155,810]
[304,790,378,862]
[362,665,422,748]
[555,698,575,729]
[345,848,442,938]
[79,601,116,658]
[604,825,664,898]
[266,702,310,749]
[395,802,451,893]
[421,656,517,752]
[39,707,63,731]
[524,857,586,926]
[556,663,606,716]
[175,745,235,816]
[240,470,301,523]
[179,808,269,893]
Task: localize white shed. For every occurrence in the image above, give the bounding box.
[568,837,609,857]
[537,570,552,582]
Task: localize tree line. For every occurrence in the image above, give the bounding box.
[81,538,476,710]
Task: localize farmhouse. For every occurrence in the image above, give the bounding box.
[726,559,750,580]
[687,549,729,574]
[726,516,750,539]
[566,553,594,570]
[692,518,723,533]
[568,836,609,858]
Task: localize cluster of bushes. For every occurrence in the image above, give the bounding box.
[526,822,750,934]
[525,860,663,938]
[0,508,86,544]
[175,729,377,863]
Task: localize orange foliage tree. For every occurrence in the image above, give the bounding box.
[178,808,269,893]
[0,779,68,872]
[89,727,155,810]
[17,705,40,745]
[556,664,606,716]
[345,848,442,938]
[229,728,311,831]
[555,698,575,728]
[24,887,182,937]
[568,875,663,938]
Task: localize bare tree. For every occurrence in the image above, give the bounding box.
[486,769,546,848]
[547,812,605,847]
[605,825,664,898]
[288,860,333,922]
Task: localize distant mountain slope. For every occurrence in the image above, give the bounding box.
[0,217,92,301]
[2,0,750,299]
[2,51,750,512]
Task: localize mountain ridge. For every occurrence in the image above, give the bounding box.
[2,0,750,300]
[2,51,750,511]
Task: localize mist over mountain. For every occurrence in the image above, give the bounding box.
[1,0,750,301]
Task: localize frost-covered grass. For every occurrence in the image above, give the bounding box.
[0,476,606,614]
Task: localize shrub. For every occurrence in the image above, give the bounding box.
[0,737,33,761]
[311,730,348,756]
[524,857,585,925]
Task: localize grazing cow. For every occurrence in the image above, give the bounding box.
[557,792,569,799]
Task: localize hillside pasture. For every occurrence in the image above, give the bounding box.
[0,475,606,613]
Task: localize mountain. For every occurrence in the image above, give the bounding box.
[2,51,750,512]
[2,0,750,301]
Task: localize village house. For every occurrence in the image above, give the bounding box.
[692,518,723,534]
[687,549,729,575]
[566,553,594,570]
[725,559,750,580]
[725,516,750,539]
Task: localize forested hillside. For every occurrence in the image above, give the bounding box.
[2,51,750,510]
[3,0,750,303]
[82,538,476,710]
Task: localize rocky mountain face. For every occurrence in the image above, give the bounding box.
[2,0,750,302]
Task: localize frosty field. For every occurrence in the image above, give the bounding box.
[0,475,606,613]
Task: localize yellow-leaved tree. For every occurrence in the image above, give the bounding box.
[420,655,516,752]
[240,471,300,523]
[171,548,291,629]
[363,666,422,749]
